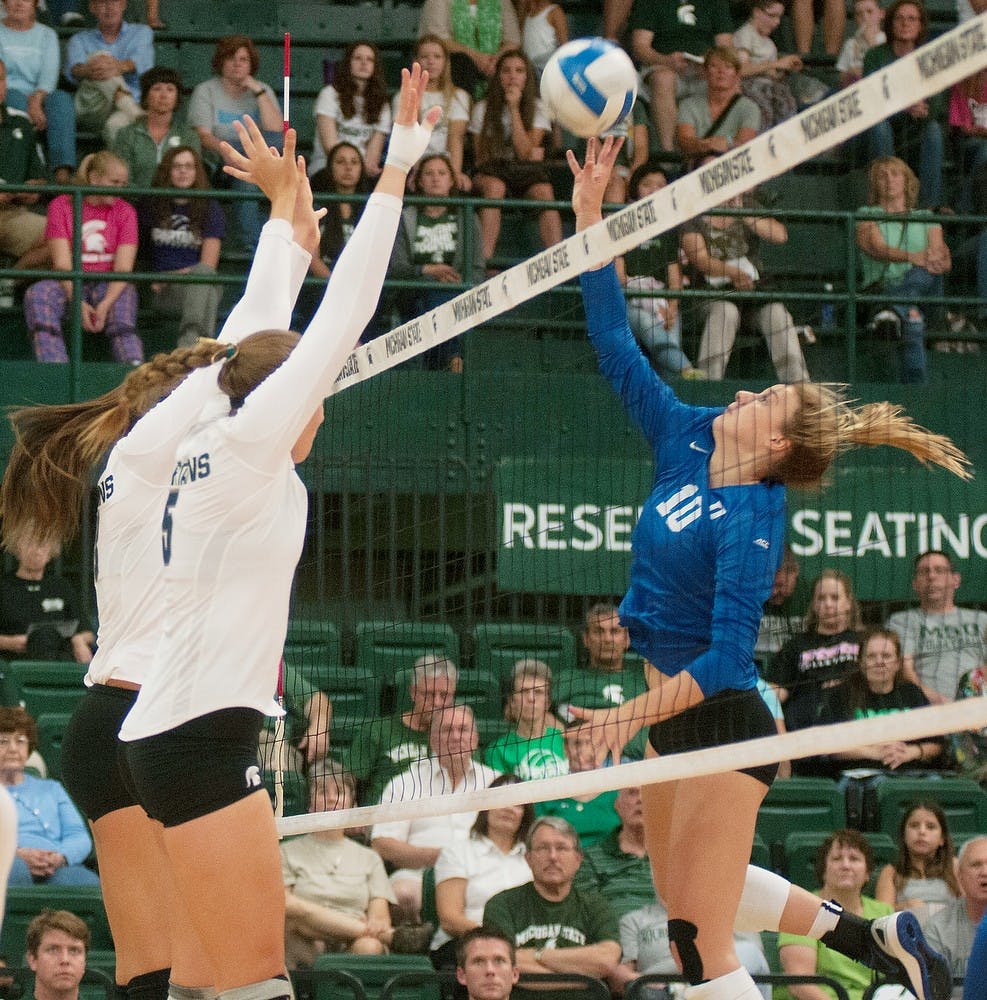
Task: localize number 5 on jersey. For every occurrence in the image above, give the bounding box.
[161,489,179,565]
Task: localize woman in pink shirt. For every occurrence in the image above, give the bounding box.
[24,149,141,363]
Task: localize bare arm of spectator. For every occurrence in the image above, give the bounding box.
[371,837,441,870]
[779,944,832,1000]
[436,876,481,937]
[535,941,622,980]
[296,691,332,766]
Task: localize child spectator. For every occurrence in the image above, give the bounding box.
[836,0,887,88]
[518,0,568,75]
[111,65,200,189]
[310,41,391,179]
[24,150,141,363]
[734,0,804,129]
[139,146,225,347]
[398,35,472,191]
[469,48,562,262]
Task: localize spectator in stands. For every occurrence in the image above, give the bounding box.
[680,179,810,383]
[405,35,472,191]
[836,0,887,88]
[138,145,225,347]
[371,703,499,922]
[629,0,733,153]
[308,140,371,280]
[876,801,961,928]
[468,48,563,264]
[349,652,458,804]
[614,160,703,381]
[25,909,89,1000]
[24,150,142,364]
[111,66,201,189]
[187,34,283,251]
[856,156,950,384]
[813,627,945,777]
[755,545,804,670]
[258,660,332,775]
[310,41,391,180]
[675,46,761,163]
[65,0,152,144]
[483,815,621,980]
[0,534,94,663]
[0,706,99,886]
[281,763,403,968]
[790,0,847,57]
[48,0,165,30]
[767,569,864,732]
[950,158,987,334]
[430,773,534,967]
[387,152,485,372]
[864,0,947,208]
[777,829,895,1000]
[483,658,568,780]
[886,549,987,703]
[948,67,987,212]
[0,58,51,278]
[925,836,987,996]
[455,927,520,1000]
[417,0,521,99]
[0,0,76,183]
[518,0,568,76]
[533,724,620,847]
[734,1,804,130]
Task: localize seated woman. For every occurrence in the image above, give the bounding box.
[0,706,98,886]
[777,829,894,1000]
[856,155,951,385]
[483,658,568,780]
[281,762,402,969]
[430,773,534,968]
[139,145,225,347]
[468,48,562,263]
[813,627,945,778]
[23,150,142,364]
[680,171,809,383]
[875,801,961,928]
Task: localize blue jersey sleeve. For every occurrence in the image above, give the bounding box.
[580,263,681,449]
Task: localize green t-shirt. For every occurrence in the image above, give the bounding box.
[411,208,459,267]
[555,666,649,712]
[574,829,656,920]
[534,791,620,847]
[344,712,430,803]
[777,895,893,1000]
[483,881,620,950]
[858,207,938,288]
[483,728,569,780]
[628,0,732,56]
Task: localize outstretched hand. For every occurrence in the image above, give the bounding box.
[567,135,624,227]
[220,115,300,204]
[383,63,443,175]
[292,160,326,257]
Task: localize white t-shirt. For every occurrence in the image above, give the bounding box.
[310,85,393,175]
[87,221,310,688]
[119,194,404,740]
[391,87,471,159]
[468,98,552,148]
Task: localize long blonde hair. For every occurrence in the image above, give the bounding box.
[773,383,971,489]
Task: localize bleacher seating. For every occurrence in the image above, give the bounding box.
[470,623,579,690]
[755,777,847,860]
[355,620,461,695]
[869,775,987,836]
[35,710,73,781]
[1,660,88,717]
[0,886,113,964]
[311,954,438,1000]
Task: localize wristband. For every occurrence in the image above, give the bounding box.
[384,119,434,174]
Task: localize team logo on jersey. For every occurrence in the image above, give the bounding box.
[244,765,262,789]
[602,683,625,704]
[677,3,697,26]
[656,484,702,532]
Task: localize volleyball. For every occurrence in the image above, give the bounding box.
[540,37,638,139]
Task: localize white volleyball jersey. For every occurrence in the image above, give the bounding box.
[119,193,403,740]
[86,220,311,688]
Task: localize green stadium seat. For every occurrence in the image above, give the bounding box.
[782,831,896,892]
[0,887,113,964]
[755,777,846,853]
[470,623,578,689]
[292,967,367,1000]
[392,666,502,720]
[287,619,342,654]
[283,643,345,691]
[355,621,461,690]
[750,832,771,871]
[871,776,987,837]
[312,954,439,1000]
[1,660,88,717]
[35,711,72,781]
[420,865,438,928]
[311,665,381,717]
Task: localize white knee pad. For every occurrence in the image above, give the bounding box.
[684,966,763,1000]
[734,864,792,933]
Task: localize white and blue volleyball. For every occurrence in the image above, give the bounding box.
[540,38,638,139]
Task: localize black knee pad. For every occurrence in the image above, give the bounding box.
[127,968,171,1000]
[667,918,704,985]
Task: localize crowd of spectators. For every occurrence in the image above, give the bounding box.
[0,0,983,374]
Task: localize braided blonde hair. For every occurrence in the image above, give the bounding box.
[774,383,972,488]
[0,340,229,552]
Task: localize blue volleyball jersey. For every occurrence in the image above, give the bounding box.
[580,263,786,696]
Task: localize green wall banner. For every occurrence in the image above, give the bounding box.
[495,459,987,601]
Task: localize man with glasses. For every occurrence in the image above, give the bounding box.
[482,816,621,981]
[65,0,153,144]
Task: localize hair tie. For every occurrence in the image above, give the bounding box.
[211,343,238,365]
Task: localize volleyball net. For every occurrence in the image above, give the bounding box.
[269,15,987,835]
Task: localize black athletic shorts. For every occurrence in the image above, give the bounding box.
[124,707,266,828]
[61,684,141,821]
[473,158,552,196]
[648,687,779,787]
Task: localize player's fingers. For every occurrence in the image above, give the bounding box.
[566,148,581,177]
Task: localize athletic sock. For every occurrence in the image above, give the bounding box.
[128,969,171,1000]
[169,985,218,1000]
[684,967,763,1000]
[219,977,291,1000]
[807,899,844,940]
